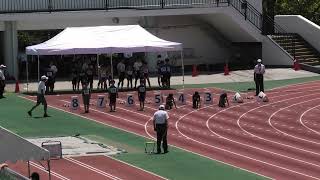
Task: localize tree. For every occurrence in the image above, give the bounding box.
[275,0,320,25]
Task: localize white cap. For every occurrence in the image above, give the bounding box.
[41,75,48,80]
[159,105,165,110]
[0,64,6,68]
[257,59,262,63]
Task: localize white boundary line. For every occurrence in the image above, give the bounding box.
[65,157,122,180]
[268,98,320,145]
[300,105,320,135]
[237,92,320,156]
[175,103,320,180]
[29,161,70,180]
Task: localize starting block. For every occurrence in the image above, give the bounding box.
[144,141,156,154]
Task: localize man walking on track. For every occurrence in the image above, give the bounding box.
[28,75,49,117]
[153,105,169,154]
[254,59,265,96]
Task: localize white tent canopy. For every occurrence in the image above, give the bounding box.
[0,126,50,163]
[26,25,182,55]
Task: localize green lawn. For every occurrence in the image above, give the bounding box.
[0,94,268,180]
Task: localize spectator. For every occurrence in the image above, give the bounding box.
[31,172,40,180]
[117,59,126,89]
[164,58,172,88]
[86,64,94,89]
[126,63,134,89]
[71,63,78,92]
[133,59,143,88]
[156,55,162,87]
[142,61,151,88]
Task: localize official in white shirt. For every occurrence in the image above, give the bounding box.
[0,64,6,98]
[153,105,169,154]
[28,75,49,117]
[254,59,265,96]
[117,60,126,89]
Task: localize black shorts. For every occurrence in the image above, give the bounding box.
[37,94,47,105]
[127,75,133,81]
[72,77,77,84]
[109,96,117,105]
[144,73,149,78]
[139,95,146,102]
[119,72,125,81]
[82,95,90,105]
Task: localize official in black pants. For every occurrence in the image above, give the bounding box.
[153,105,169,154]
[254,59,265,96]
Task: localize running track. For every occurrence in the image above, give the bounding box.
[22,81,320,180]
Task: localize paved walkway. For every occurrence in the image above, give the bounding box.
[5,68,320,92]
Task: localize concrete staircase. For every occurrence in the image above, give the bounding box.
[271,34,320,69]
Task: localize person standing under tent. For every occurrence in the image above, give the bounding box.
[126,63,134,89]
[108,80,118,112]
[137,79,146,111]
[156,55,162,87]
[106,64,112,87]
[71,64,78,92]
[82,82,91,113]
[159,61,167,88]
[142,61,151,88]
[133,59,143,89]
[28,75,49,118]
[49,61,58,92]
[117,59,126,89]
[99,65,108,90]
[254,59,265,96]
[164,58,172,88]
[153,105,169,154]
[0,64,6,98]
[86,63,94,90]
[45,66,54,93]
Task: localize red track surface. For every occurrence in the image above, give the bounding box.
[21,81,320,180]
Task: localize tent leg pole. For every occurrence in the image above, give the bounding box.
[48,160,51,180]
[110,54,113,80]
[37,55,40,82]
[97,54,100,67]
[27,161,31,178]
[181,51,184,89]
[26,56,29,93]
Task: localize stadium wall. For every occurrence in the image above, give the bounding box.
[275,15,320,53]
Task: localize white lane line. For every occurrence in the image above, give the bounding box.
[106,155,169,180]
[30,161,70,180]
[175,104,320,179]
[300,105,320,135]
[206,99,320,169]
[237,92,320,156]
[269,98,320,145]
[65,157,122,180]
